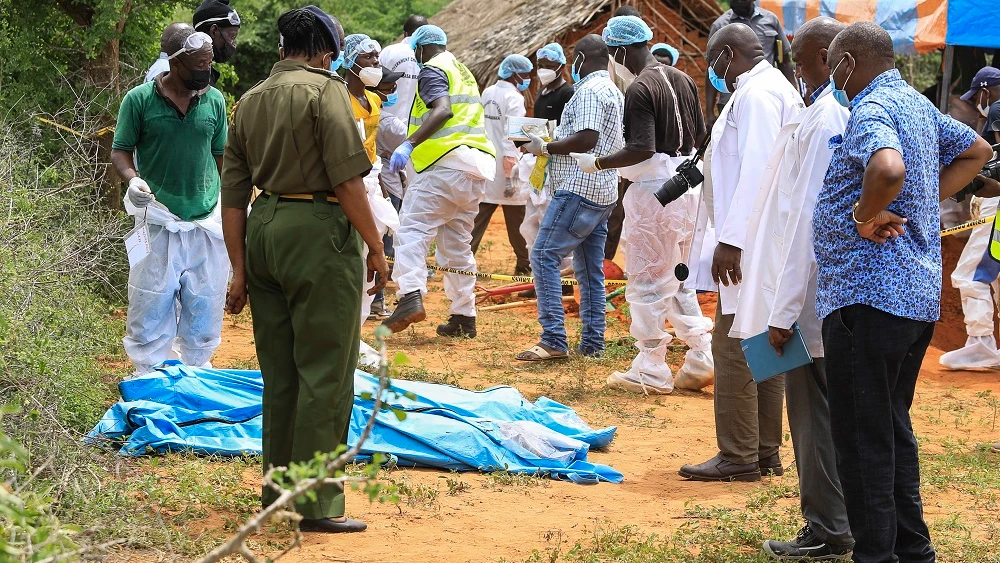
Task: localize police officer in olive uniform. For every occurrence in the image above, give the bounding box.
[220,6,387,534]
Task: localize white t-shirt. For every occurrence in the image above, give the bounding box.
[379,41,420,123]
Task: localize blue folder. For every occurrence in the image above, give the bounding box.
[740,324,813,384]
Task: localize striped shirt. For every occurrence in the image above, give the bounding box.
[548,70,625,206]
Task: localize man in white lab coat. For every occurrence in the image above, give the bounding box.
[729,18,854,560]
[470,54,533,275]
[680,23,803,482]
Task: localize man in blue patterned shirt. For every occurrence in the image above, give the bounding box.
[813,22,991,563]
[520,35,625,361]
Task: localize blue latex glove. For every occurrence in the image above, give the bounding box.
[389,141,414,173]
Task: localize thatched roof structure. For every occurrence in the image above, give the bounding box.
[430,0,723,90]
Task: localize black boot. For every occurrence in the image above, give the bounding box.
[436,314,477,338]
[381,291,425,333]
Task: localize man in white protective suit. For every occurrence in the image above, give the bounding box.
[729,18,855,559]
[572,15,715,394]
[110,27,229,375]
[469,54,533,275]
[382,25,496,338]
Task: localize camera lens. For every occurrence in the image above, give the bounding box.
[654,175,689,206]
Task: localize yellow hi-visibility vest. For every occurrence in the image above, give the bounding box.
[409,51,495,173]
[990,214,1000,262]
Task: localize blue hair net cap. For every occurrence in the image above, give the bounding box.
[409,25,448,49]
[602,15,653,47]
[536,43,566,64]
[498,54,533,78]
[343,33,381,68]
[651,42,679,66]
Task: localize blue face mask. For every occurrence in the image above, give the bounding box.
[382,92,399,107]
[517,77,531,92]
[329,51,344,73]
[571,54,584,83]
[708,49,731,94]
[830,56,853,108]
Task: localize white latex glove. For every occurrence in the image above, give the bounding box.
[524,134,546,156]
[569,152,599,173]
[127,177,155,207]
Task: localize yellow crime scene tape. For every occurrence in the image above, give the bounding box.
[941,214,995,237]
[35,116,115,139]
[386,257,628,286]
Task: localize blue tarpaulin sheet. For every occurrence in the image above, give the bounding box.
[89,361,622,484]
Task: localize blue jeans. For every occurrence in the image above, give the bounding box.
[824,305,936,563]
[531,190,615,355]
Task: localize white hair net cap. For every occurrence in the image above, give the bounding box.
[408,25,448,49]
[602,15,653,47]
[536,43,566,64]
[344,34,381,68]
[651,42,679,66]
[498,54,533,78]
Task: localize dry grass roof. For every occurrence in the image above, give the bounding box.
[430,0,723,84]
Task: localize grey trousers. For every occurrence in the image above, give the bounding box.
[787,359,854,547]
[713,306,785,464]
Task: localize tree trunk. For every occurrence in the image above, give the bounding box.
[58,0,132,209]
[86,38,124,209]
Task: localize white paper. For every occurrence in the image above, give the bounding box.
[125,221,151,269]
[507,116,552,141]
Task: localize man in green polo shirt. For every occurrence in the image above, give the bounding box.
[110,25,229,376]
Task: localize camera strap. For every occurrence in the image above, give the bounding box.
[655,66,685,156]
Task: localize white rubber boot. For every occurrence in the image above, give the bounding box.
[674,350,715,391]
[940,335,1000,370]
[607,340,674,395]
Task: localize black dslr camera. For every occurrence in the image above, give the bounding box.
[654,137,710,207]
[951,143,1000,202]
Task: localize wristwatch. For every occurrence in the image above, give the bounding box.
[540,141,550,158]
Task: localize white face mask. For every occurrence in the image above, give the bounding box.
[537,68,559,86]
[611,48,635,89]
[978,91,991,118]
[357,66,383,87]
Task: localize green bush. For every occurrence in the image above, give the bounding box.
[0,120,130,560]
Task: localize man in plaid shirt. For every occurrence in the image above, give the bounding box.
[519,34,625,361]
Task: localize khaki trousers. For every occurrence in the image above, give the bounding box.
[246,193,362,519]
[713,304,785,465]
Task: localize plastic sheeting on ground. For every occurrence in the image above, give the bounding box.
[88,361,622,484]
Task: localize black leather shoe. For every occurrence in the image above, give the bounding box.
[436,314,477,338]
[381,291,425,333]
[763,525,852,560]
[300,517,367,533]
[679,455,761,482]
[759,452,785,477]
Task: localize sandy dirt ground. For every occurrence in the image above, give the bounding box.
[205,210,1000,563]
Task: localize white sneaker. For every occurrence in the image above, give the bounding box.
[674,350,715,391]
[606,371,672,395]
[940,336,1000,370]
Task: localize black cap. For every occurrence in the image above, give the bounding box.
[301,5,342,55]
[193,0,241,31]
[379,69,405,85]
